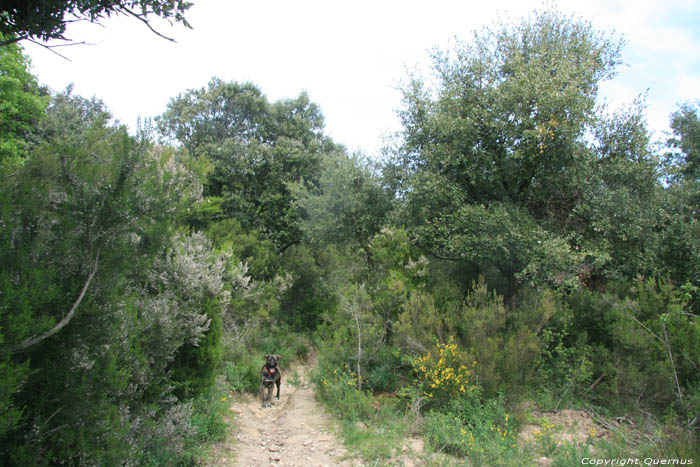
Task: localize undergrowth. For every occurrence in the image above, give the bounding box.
[312,337,699,466]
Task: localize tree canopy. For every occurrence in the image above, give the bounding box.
[157,78,333,252]
[0,41,47,164]
[0,0,192,45]
[392,8,662,291]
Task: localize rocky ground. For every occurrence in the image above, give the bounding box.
[201,358,359,467]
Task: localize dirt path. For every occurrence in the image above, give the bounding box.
[202,357,359,467]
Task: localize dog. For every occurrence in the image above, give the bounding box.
[261,354,281,408]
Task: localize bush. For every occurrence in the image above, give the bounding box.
[396,278,551,397]
[224,361,259,393]
[362,345,403,393]
[315,364,374,421]
[423,396,519,461]
[407,339,479,410]
[562,279,700,415]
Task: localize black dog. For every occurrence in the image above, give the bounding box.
[261,354,281,408]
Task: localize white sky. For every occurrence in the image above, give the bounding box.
[23,0,700,157]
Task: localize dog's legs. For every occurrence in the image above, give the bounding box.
[262,384,273,408]
[275,378,280,400]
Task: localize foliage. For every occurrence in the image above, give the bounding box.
[0,0,192,45]
[224,361,260,393]
[659,103,700,311]
[423,398,518,461]
[407,340,478,408]
[393,7,663,294]
[667,101,700,183]
[555,279,700,417]
[157,78,331,251]
[0,87,238,464]
[397,278,553,396]
[2,5,700,464]
[291,150,392,250]
[0,40,47,165]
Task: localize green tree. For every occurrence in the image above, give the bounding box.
[292,151,392,251]
[659,103,700,306]
[0,40,47,165]
[0,88,223,464]
[667,101,700,182]
[157,78,331,252]
[393,7,660,292]
[0,0,192,45]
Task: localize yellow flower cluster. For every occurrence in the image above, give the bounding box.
[532,419,554,439]
[412,340,476,401]
[319,364,359,394]
[490,413,514,445]
[460,427,477,454]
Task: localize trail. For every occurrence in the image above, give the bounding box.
[202,355,359,467]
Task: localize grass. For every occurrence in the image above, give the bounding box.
[312,364,698,466]
[288,369,303,388]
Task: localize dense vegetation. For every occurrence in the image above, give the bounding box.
[1,6,698,465]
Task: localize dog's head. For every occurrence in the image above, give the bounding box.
[264,354,281,370]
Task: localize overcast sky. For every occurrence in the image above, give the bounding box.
[23,0,700,157]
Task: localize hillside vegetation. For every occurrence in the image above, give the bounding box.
[0,7,698,465]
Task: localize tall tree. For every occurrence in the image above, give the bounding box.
[658,103,700,298]
[667,101,700,183]
[393,7,660,291]
[0,86,224,464]
[292,151,392,251]
[157,78,331,252]
[0,41,47,164]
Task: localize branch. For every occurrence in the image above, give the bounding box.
[0,36,25,47]
[352,291,363,392]
[25,39,73,61]
[663,323,684,405]
[12,251,99,352]
[617,302,664,345]
[122,7,177,43]
[429,251,461,261]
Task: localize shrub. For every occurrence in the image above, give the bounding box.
[224,361,259,393]
[396,278,550,397]
[423,396,519,461]
[362,345,403,393]
[407,339,478,409]
[316,364,374,421]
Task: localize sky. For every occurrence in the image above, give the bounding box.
[23,0,700,157]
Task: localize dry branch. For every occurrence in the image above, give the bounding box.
[12,251,99,352]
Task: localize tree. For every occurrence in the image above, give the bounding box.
[658,103,700,302]
[0,0,192,46]
[394,7,660,291]
[158,78,331,252]
[0,87,222,464]
[292,151,392,251]
[0,41,47,164]
[666,101,700,183]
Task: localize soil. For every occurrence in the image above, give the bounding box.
[517,407,612,467]
[201,356,360,467]
[201,356,610,467]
